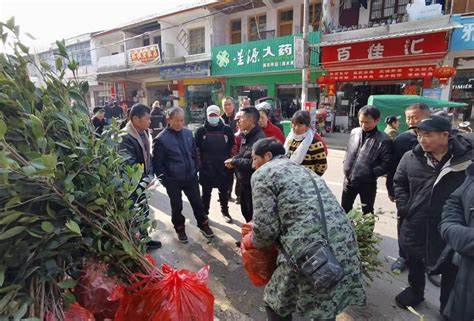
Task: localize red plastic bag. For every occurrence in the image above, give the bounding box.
[241,223,278,287]
[74,260,122,321]
[64,303,95,321]
[114,264,214,321]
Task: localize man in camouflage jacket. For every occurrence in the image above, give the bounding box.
[249,138,366,320]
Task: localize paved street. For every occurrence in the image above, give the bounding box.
[148,149,443,321]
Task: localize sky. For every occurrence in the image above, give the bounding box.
[0,0,206,52]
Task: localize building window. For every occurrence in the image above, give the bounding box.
[370,0,410,21]
[143,35,150,46]
[230,19,242,44]
[153,35,162,55]
[278,8,293,36]
[249,14,266,41]
[66,41,92,66]
[189,27,205,55]
[301,1,322,31]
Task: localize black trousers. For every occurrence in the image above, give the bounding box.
[164,179,207,231]
[341,179,377,215]
[240,184,253,222]
[201,184,230,216]
[397,216,406,259]
[406,257,458,313]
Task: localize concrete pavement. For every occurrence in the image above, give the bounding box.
[147,149,443,321]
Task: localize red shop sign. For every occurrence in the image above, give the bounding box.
[322,32,448,67]
[328,65,436,81]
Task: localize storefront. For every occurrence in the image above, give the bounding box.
[212,32,322,119]
[160,61,224,123]
[448,15,474,121]
[321,31,449,130]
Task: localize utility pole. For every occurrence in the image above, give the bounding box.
[301,0,310,109]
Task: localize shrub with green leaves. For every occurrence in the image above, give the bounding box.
[0,18,155,319]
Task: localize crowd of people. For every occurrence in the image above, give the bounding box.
[90,96,474,321]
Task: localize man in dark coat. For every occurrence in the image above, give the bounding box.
[225,107,266,222]
[440,163,474,321]
[387,103,431,272]
[119,104,161,249]
[195,105,235,223]
[111,100,124,120]
[394,115,473,315]
[150,100,166,138]
[342,105,393,215]
[222,96,237,133]
[92,108,107,135]
[152,107,214,243]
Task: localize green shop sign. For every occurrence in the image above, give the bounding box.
[212,32,319,76]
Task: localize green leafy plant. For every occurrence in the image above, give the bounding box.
[348,206,383,283]
[0,18,156,319]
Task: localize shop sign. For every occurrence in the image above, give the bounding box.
[322,32,447,67]
[127,44,161,67]
[328,65,436,81]
[211,32,319,76]
[294,37,305,69]
[451,15,474,51]
[454,57,474,69]
[406,0,442,22]
[159,61,210,80]
[423,88,442,100]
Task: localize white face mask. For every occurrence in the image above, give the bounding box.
[207,116,220,125]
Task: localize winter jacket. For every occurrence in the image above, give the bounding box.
[262,121,285,144]
[118,122,152,176]
[195,120,235,188]
[384,125,398,140]
[222,112,237,133]
[150,107,166,138]
[386,130,418,198]
[92,117,106,135]
[251,157,365,319]
[231,126,266,187]
[152,127,198,185]
[440,163,474,321]
[394,135,473,267]
[343,127,393,185]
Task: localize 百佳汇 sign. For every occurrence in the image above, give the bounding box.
[328,65,436,81]
[322,32,447,67]
[451,15,474,52]
[128,44,161,67]
[211,32,319,76]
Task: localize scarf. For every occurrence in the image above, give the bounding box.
[283,128,314,165]
[124,122,151,173]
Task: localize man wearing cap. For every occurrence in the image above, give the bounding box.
[393,115,474,316]
[384,115,400,140]
[195,105,235,223]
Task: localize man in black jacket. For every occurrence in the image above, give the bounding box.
[342,105,393,215]
[150,101,166,138]
[440,163,474,321]
[394,115,473,315]
[119,104,161,249]
[195,105,235,223]
[152,107,214,243]
[222,97,237,133]
[225,107,266,222]
[387,103,431,272]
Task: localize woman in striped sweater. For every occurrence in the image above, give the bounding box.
[284,110,328,176]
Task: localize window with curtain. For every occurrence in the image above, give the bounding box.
[249,14,266,41]
[230,19,242,44]
[370,0,410,20]
[278,8,294,36]
[189,27,205,55]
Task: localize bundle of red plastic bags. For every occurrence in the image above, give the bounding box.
[64,303,96,321]
[113,262,214,321]
[241,222,279,287]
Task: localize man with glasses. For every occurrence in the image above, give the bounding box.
[393,115,473,317]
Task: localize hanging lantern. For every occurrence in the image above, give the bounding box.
[316,74,329,91]
[433,66,456,86]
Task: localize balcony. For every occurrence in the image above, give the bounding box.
[96,53,126,73]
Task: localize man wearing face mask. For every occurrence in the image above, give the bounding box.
[195,105,235,223]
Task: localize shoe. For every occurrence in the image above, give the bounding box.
[199,225,215,238]
[177,231,189,243]
[395,287,424,310]
[146,240,162,250]
[428,274,441,287]
[391,257,407,273]
[223,214,233,223]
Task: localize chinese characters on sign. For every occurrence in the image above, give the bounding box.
[451,15,474,51]
[328,65,436,81]
[322,32,447,67]
[127,44,161,67]
[211,32,320,76]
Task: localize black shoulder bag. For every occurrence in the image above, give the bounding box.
[279,170,344,292]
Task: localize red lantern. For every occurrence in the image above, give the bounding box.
[433,66,456,86]
[316,74,329,90]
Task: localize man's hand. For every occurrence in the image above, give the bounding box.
[389,195,395,202]
[224,158,234,169]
